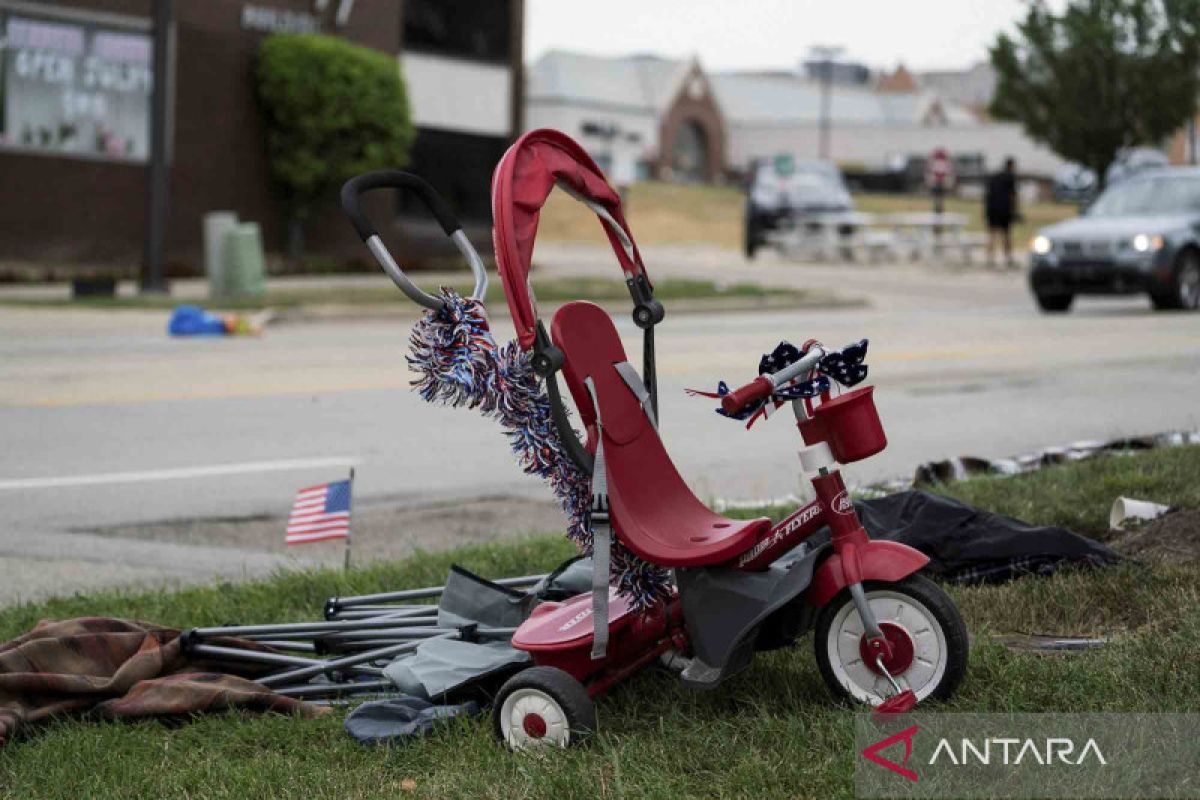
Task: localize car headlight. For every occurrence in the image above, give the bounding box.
[1131,233,1165,253]
[1031,235,1053,255]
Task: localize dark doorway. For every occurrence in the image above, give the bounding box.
[671,119,709,183]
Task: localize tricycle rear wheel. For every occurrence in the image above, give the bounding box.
[493,666,596,750]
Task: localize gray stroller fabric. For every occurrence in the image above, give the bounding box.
[344,696,479,745]
[530,555,594,600]
[384,637,529,699]
[436,564,534,629]
[382,564,534,700]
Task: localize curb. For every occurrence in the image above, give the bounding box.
[266,292,867,326]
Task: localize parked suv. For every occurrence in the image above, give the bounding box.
[744,158,852,258]
[1029,168,1200,312]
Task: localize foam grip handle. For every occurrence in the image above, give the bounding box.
[340,170,461,241]
[721,375,774,415]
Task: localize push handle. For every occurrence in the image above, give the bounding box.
[721,375,774,415]
[340,171,488,310]
[342,170,460,240]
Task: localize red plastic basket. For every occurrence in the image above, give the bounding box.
[799,386,887,464]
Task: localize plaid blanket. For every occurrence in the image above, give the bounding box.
[0,617,326,747]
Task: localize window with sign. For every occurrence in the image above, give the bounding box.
[0,12,153,162]
[403,0,511,64]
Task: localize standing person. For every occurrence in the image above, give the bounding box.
[926,147,954,214]
[985,157,1019,268]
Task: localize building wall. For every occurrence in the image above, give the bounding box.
[0,0,403,270]
[524,99,661,171]
[1,0,524,272]
[726,120,1066,177]
[656,66,726,182]
[396,0,522,229]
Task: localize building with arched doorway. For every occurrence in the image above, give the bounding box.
[525,51,726,184]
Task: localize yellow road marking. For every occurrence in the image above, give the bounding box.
[3,345,1022,408]
[658,344,1021,375]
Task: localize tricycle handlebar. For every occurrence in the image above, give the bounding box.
[720,345,826,415]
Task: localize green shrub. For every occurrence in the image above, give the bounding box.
[256,34,414,252]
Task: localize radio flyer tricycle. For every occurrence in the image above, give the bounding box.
[341,129,968,750]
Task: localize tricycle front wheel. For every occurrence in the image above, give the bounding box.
[814,574,967,707]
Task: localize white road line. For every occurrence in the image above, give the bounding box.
[0,457,360,491]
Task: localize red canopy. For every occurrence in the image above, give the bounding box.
[491,129,648,349]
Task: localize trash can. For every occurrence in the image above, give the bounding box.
[222,222,266,298]
[203,211,239,298]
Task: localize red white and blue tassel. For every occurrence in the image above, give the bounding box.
[407,288,670,610]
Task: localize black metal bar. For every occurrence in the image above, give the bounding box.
[327,608,440,622]
[255,641,318,652]
[188,643,325,670]
[317,628,455,641]
[190,617,459,639]
[329,573,544,609]
[274,679,395,698]
[259,639,438,688]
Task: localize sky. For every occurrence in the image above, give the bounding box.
[525,0,1054,73]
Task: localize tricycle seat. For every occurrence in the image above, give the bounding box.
[551,302,770,567]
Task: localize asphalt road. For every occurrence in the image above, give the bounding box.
[2,245,1198,604]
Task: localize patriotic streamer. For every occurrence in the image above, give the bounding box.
[407,289,670,610]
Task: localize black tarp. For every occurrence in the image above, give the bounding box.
[843,490,1120,583]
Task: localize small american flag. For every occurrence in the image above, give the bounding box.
[286,479,352,545]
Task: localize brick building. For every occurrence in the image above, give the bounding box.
[0,0,524,271]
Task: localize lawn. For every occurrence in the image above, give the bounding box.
[537,180,1078,254]
[0,276,807,313]
[2,446,1198,800]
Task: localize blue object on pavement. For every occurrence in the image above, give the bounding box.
[168,305,226,336]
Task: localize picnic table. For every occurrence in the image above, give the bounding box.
[766,210,988,265]
[768,210,876,261]
[881,212,986,262]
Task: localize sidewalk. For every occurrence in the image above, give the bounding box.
[1,242,1028,315]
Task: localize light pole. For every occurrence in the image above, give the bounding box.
[141,0,174,294]
[810,45,843,162]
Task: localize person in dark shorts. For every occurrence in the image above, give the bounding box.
[985,157,1018,268]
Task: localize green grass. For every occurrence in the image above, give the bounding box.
[0,277,803,313]
[3,447,1199,799]
[727,444,1200,539]
[854,192,1077,256]
[934,445,1200,539]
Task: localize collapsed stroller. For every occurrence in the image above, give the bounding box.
[341,129,969,749]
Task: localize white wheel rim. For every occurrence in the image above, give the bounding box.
[499,687,571,749]
[826,589,948,705]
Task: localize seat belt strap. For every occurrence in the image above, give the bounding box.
[582,377,610,660]
[613,361,658,429]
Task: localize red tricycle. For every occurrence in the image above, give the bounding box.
[341,129,969,751]
[485,131,968,749]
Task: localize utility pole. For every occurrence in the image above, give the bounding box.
[810,45,843,162]
[141,0,174,294]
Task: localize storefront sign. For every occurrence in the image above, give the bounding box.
[1,13,152,162]
[240,0,356,34]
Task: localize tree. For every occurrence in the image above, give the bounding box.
[256,34,415,259]
[990,0,1200,187]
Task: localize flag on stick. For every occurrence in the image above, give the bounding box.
[286,479,351,545]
